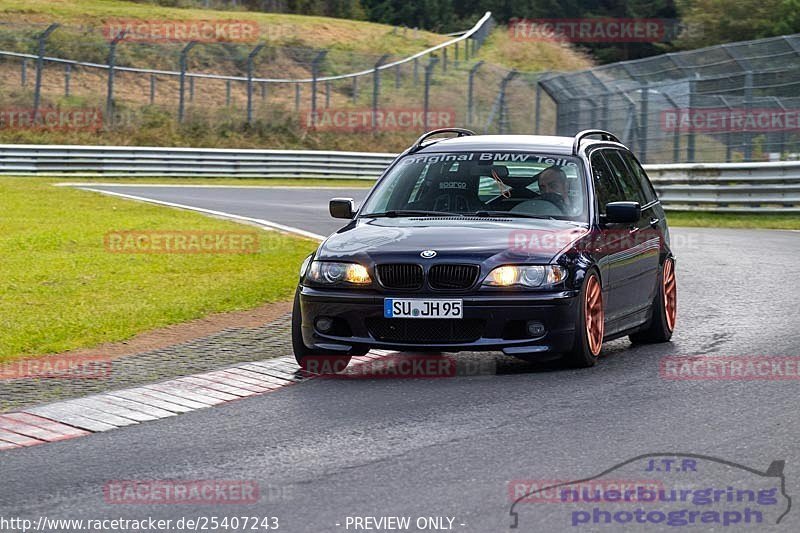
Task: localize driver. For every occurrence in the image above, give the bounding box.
[538,166,570,212]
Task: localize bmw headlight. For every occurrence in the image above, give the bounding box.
[306,261,372,286]
[483,265,567,288]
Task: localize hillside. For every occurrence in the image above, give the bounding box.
[0,0,593,152]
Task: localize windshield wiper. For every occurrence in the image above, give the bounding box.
[361,210,463,218]
[472,210,556,220]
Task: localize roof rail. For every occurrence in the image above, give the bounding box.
[572,130,622,155]
[410,128,475,153]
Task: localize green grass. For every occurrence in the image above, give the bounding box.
[666,210,800,230]
[0,178,318,362]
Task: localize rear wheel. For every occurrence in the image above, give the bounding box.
[630,257,676,344]
[562,270,604,368]
[291,288,354,373]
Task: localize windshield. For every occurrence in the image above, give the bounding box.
[360,151,588,222]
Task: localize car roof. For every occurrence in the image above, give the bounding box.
[413,134,628,155]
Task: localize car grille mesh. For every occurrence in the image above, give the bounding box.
[366,318,484,343]
[428,264,480,290]
[376,264,424,290]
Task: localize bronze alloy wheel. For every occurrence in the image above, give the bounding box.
[584,274,604,356]
[663,258,677,332]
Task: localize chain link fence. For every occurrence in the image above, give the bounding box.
[1,16,799,163]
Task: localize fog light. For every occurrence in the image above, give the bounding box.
[315,317,334,333]
[526,320,546,337]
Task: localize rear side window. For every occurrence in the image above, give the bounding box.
[590,152,624,214]
[619,151,657,204]
[604,150,646,205]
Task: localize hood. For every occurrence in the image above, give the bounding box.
[317,217,589,265]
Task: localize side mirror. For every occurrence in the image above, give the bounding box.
[329,198,355,219]
[604,201,641,224]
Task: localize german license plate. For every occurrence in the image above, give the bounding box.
[384,299,463,319]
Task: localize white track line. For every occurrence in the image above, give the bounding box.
[74,186,326,242]
[55,182,370,190]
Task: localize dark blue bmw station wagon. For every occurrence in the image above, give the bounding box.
[293,129,677,370]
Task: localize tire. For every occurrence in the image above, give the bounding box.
[562,269,604,368]
[291,288,356,373]
[629,257,676,344]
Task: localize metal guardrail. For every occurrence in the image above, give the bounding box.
[1,145,798,212]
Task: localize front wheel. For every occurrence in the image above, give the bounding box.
[291,288,356,372]
[562,270,604,368]
[630,257,676,344]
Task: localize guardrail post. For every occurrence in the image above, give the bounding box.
[246,44,265,125]
[423,57,439,130]
[178,41,197,123]
[395,64,401,89]
[310,51,327,127]
[33,23,59,121]
[413,58,419,84]
[464,39,470,62]
[64,64,71,97]
[352,77,358,104]
[442,47,448,73]
[261,82,267,100]
[467,61,484,127]
[226,80,231,106]
[189,77,194,102]
[150,74,156,105]
[454,41,459,68]
[325,80,331,108]
[295,83,300,113]
[105,29,126,128]
[372,54,390,131]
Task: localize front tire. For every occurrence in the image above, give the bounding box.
[630,257,676,344]
[562,270,604,368]
[291,288,355,372]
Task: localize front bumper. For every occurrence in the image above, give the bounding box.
[298,286,579,356]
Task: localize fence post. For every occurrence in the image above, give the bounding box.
[467,61,484,126]
[21,59,27,87]
[372,54,390,131]
[261,82,267,100]
[64,64,71,97]
[464,39,470,62]
[687,79,696,163]
[423,57,439,130]
[189,77,194,102]
[743,72,754,161]
[325,80,331,108]
[150,74,156,105]
[105,30,126,127]
[246,44,265,125]
[226,80,232,106]
[395,64,401,89]
[413,57,419,84]
[454,41,459,68]
[534,80,542,134]
[33,23,59,121]
[442,47,448,73]
[178,41,197,123]
[352,76,358,104]
[639,82,649,163]
[310,50,327,127]
[295,83,300,113]
[497,70,517,134]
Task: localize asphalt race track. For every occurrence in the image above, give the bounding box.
[1,185,799,532]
